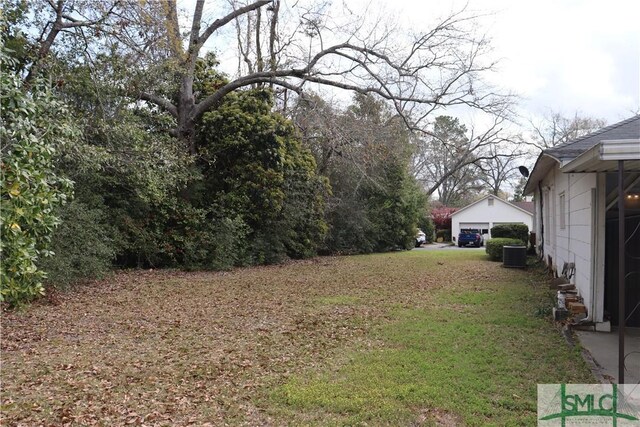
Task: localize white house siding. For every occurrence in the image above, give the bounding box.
[594,175,606,323]
[537,165,601,320]
[451,197,533,243]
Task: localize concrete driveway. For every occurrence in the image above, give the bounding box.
[414,243,485,251]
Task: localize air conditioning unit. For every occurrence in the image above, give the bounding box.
[503,245,527,268]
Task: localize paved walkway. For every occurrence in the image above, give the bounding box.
[576,327,640,384]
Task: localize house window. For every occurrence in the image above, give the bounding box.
[559,192,566,229]
[488,197,494,206]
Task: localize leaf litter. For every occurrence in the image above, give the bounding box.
[1,253,569,425]
[2,255,436,425]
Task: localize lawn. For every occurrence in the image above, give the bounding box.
[1,250,593,425]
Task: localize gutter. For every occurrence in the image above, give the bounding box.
[538,181,544,258]
[588,187,598,323]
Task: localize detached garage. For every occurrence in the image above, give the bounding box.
[451,195,534,243]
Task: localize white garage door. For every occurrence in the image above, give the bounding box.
[460,222,490,240]
[460,223,490,233]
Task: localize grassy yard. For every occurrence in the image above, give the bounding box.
[1,250,593,425]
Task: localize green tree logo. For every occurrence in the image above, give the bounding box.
[539,384,639,426]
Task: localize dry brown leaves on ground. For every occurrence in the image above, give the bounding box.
[2,254,465,426]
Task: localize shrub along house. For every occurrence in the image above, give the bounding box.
[451,195,534,244]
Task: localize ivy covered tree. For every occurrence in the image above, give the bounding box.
[64,56,329,270]
[196,87,328,264]
[0,42,76,305]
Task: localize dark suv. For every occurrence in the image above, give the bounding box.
[458,229,484,247]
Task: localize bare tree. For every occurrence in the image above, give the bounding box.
[411,114,513,205]
[293,92,410,191]
[476,141,525,196]
[526,111,607,149]
[22,0,120,87]
[292,94,351,175]
[108,1,512,147]
[19,0,511,154]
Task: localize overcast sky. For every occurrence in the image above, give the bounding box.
[393,0,640,124]
[193,0,639,126]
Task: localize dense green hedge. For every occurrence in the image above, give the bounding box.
[420,217,435,243]
[1,46,76,306]
[436,229,451,242]
[486,238,525,261]
[40,199,117,286]
[490,224,529,244]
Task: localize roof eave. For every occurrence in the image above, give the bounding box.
[561,139,640,173]
[523,153,561,195]
[451,195,534,217]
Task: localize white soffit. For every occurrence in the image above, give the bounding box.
[561,139,640,173]
[599,139,640,160]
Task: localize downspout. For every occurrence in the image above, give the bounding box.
[588,186,598,322]
[617,160,626,384]
[568,174,571,275]
[538,181,544,258]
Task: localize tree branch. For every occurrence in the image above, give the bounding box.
[136,92,178,117]
[199,0,271,47]
[24,0,120,87]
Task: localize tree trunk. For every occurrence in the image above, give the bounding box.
[24,5,64,87]
[178,75,197,153]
